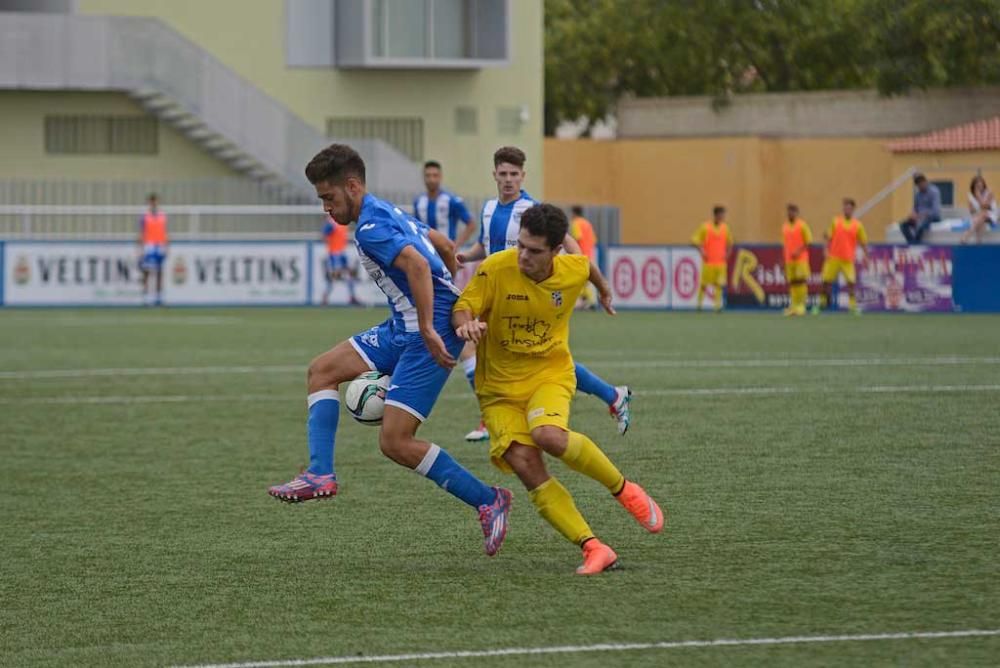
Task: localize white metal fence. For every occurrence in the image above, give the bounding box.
[0,202,622,244]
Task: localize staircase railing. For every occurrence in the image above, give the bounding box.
[0,12,421,196]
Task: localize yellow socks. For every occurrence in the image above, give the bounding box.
[848,293,857,310]
[791,283,807,309]
[560,432,625,493]
[528,477,593,545]
[713,287,722,311]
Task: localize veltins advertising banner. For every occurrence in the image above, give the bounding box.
[163,243,307,304]
[4,242,144,305]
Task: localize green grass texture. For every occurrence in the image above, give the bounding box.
[2,308,998,667]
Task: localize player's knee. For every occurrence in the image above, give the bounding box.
[531,426,568,455]
[377,429,419,466]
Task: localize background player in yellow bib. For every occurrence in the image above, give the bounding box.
[692,206,734,312]
[452,203,665,576]
[814,198,869,315]
[781,203,813,316]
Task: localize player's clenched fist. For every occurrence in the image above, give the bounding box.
[456,319,487,344]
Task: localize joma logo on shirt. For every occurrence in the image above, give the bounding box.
[506,293,529,301]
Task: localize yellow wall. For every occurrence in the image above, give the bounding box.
[77,0,545,199]
[0,91,240,180]
[545,137,898,243]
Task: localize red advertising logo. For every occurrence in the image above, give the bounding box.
[674,257,698,299]
[613,257,637,298]
[641,257,666,299]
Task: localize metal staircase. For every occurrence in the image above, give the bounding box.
[0,12,422,198]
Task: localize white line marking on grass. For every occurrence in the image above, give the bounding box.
[0,365,300,380]
[171,629,1000,667]
[5,385,1000,406]
[0,394,284,405]
[3,356,999,381]
[585,356,1000,369]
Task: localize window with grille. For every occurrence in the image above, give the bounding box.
[326,117,424,162]
[44,116,159,155]
[455,106,478,135]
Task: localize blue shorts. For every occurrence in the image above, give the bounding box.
[349,318,463,422]
[142,244,166,270]
[326,254,348,273]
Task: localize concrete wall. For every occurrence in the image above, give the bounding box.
[0,90,240,180]
[619,88,1000,139]
[75,0,545,200]
[544,137,899,244]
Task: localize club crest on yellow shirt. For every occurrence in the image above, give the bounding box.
[551,291,563,307]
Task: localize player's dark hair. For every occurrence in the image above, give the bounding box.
[570,205,584,216]
[147,193,158,202]
[913,172,927,185]
[305,144,367,185]
[494,146,526,168]
[787,202,798,211]
[423,160,442,170]
[843,197,856,207]
[713,205,725,216]
[520,203,568,249]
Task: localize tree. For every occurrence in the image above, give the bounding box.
[544,0,1000,135]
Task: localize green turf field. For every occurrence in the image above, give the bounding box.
[2,308,999,667]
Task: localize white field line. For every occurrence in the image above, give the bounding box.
[4,384,1000,406]
[3,356,1000,381]
[0,365,301,380]
[171,629,1000,668]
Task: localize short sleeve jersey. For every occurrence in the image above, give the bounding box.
[354,193,460,331]
[322,218,349,254]
[479,190,537,255]
[412,189,472,242]
[453,249,590,401]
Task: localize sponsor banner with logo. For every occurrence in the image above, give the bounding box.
[607,247,671,308]
[164,243,307,304]
[307,242,479,306]
[856,246,953,312]
[667,248,704,309]
[724,246,825,309]
[4,242,145,305]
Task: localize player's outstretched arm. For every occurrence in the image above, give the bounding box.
[562,233,582,255]
[393,246,456,369]
[457,242,486,265]
[427,228,458,277]
[588,262,616,316]
[454,217,478,249]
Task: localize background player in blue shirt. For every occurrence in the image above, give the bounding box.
[413,160,484,440]
[413,160,478,248]
[458,146,633,436]
[268,144,512,558]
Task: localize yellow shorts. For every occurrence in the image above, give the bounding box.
[700,263,727,287]
[821,257,856,284]
[482,383,573,473]
[785,260,810,283]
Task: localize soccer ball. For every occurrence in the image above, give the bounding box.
[344,372,390,425]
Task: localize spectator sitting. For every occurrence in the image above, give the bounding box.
[898,173,941,244]
[960,175,998,245]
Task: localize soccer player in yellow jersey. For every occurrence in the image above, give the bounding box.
[692,206,734,312]
[814,198,869,315]
[781,203,813,316]
[453,204,665,576]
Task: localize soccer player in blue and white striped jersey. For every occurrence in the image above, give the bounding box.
[267,144,512,557]
[413,161,478,248]
[457,146,633,436]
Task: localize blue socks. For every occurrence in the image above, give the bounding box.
[416,444,494,509]
[574,362,618,405]
[306,390,339,476]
